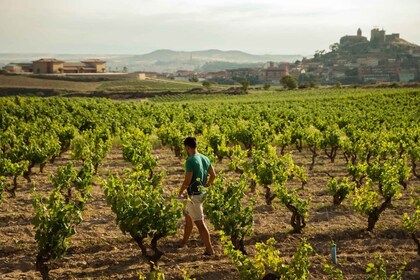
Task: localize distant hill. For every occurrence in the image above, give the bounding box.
[0,50,303,73]
[136,49,301,63]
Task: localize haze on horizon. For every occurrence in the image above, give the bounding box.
[0,0,419,56]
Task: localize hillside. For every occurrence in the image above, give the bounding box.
[0,75,204,94]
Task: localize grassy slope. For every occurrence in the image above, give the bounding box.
[97,78,204,92]
[0,75,207,92]
[0,75,101,91]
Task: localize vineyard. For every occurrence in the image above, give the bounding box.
[0,88,419,279]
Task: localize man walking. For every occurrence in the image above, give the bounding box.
[178,136,216,255]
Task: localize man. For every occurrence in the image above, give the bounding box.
[178,136,216,256]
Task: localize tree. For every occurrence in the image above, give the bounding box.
[240,80,249,93]
[329,43,340,52]
[202,80,211,90]
[281,75,298,90]
[189,75,199,82]
[313,49,326,60]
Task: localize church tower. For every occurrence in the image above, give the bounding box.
[357,28,362,37]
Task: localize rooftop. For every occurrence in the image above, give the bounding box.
[33,58,65,63]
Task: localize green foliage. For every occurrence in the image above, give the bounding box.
[403,208,420,234]
[353,156,410,231]
[353,179,381,215]
[402,188,420,256]
[138,267,166,280]
[33,190,84,261]
[281,75,298,90]
[104,173,182,239]
[32,161,93,279]
[228,145,248,173]
[327,177,355,205]
[347,161,368,187]
[71,129,112,172]
[240,80,249,93]
[204,175,254,253]
[121,128,157,172]
[367,157,409,198]
[104,171,183,266]
[335,81,342,89]
[26,132,61,171]
[323,262,344,280]
[263,84,271,90]
[366,254,405,280]
[202,80,211,89]
[53,123,77,155]
[156,121,194,157]
[201,125,230,161]
[0,157,29,196]
[251,146,287,187]
[221,233,313,280]
[274,183,310,233]
[50,161,94,203]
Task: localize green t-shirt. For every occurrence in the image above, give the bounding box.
[185,153,211,195]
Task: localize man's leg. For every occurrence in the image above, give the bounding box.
[182,214,193,247]
[194,220,215,255]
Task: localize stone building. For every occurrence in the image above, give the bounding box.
[3,58,106,74]
[340,28,368,45]
[33,58,64,74]
[80,59,106,73]
[259,62,289,83]
[2,63,33,73]
[370,28,386,45]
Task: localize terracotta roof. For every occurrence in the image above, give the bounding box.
[81,59,106,63]
[33,58,65,63]
[64,62,85,67]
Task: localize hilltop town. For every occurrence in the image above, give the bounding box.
[2,28,420,86]
[187,28,420,86]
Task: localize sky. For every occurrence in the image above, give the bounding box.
[0,0,419,56]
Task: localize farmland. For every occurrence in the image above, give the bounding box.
[0,88,419,279]
[0,75,204,94]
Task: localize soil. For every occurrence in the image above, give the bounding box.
[1,145,419,280]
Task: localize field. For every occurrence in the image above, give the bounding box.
[0,88,419,279]
[0,75,204,93]
[98,79,207,92]
[0,75,101,91]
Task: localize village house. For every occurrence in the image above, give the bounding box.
[199,71,228,80]
[173,70,196,81]
[259,62,289,84]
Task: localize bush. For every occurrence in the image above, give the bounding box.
[281,75,298,90]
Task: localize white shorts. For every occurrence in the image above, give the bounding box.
[185,194,205,221]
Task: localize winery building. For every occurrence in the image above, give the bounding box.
[3,58,106,74]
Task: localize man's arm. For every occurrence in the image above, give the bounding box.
[179,171,193,198]
[206,165,216,187]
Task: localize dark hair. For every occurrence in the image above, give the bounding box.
[183,136,197,149]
